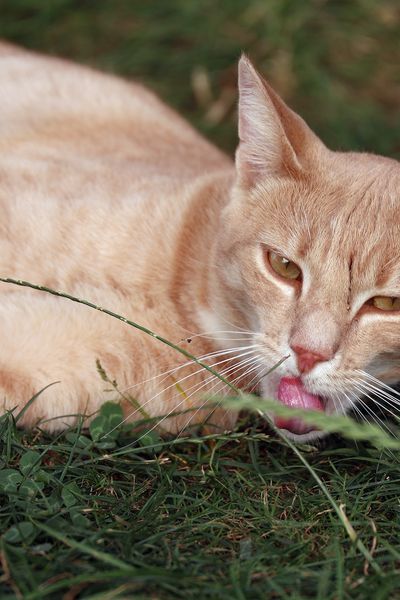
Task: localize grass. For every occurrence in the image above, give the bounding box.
[2,403,400,599]
[1,1,400,598]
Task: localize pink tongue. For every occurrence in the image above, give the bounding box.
[275,377,324,435]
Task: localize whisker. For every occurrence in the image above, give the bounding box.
[177,329,257,343]
[125,348,258,415]
[174,353,262,407]
[356,370,400,401]
[355,379,400,409]
[225,367,265,424]
[133,354,254,444]
[182,336,257,343]
[339,383,399,462]
[331,390,341,414]
[353,382,400,419]
[354,394,397,438]
[174,377,231,437]
[242,360,267,394]
[174,370,241,437]
[173,355,265,437]
[121,344,261,394]
[354,396,399,462]
[351,373,400,421]
[230,360,264,388]
[340,388,357,413]
[342,389,394,445]
[205,310,254,334]
[113,347,260,436]
[184,354,272,438]
[245,354,290,395]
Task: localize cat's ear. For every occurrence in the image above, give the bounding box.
[236,55,322,187]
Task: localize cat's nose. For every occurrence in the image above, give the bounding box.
[290,344,331,374]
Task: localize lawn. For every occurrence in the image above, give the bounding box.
[1,399,400,599]
[1,1,400,598]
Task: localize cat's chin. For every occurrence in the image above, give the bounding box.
[274,425,328,444]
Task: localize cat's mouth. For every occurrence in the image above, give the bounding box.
[274,376,325,435]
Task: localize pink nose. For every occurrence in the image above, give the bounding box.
[291,344,331,374]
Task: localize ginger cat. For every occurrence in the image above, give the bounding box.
[1,41,400,442]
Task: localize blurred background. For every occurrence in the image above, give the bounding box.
[0,0,399,158]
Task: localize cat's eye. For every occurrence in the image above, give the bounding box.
[267,251,302,281]
[370,296,400,311]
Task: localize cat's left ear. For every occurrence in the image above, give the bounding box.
[236,55,324,187]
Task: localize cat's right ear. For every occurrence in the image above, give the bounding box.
[236,55,322,187]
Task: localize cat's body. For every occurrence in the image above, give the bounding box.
[0,42,238,433]
[1,41,400,441]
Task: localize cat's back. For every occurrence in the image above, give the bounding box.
[0,42,232,293]
[0,41,228,176]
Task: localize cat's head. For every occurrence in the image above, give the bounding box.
[212,56,400,442]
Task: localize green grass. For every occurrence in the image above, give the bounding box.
[1,1,400,598]
[2,403,400,599]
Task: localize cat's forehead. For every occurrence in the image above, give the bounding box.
[254,156,400,235]
[252,153,400,287]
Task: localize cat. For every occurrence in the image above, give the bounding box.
[1,40,399,442]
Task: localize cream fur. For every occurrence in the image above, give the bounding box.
[1,43,400,441]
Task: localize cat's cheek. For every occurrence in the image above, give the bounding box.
[218,257,244,291]
[250,255,298,310]
[340,313,400,377]
[252,278,296,329]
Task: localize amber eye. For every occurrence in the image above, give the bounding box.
[371,296,400,311]
[267,251,302,281]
